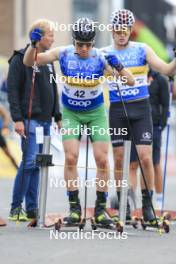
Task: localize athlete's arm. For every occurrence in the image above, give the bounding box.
[23,45,60,66]
[105,63,135,86]
[146,45,176,76]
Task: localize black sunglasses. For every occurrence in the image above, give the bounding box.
[76,41,93,47]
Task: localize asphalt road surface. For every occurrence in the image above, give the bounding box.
[0,142,176,264]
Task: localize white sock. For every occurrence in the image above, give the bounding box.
[155,193,163,210]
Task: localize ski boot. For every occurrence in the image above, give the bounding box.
[55,190,85,231]
[142,190,155,223]
[140,190,169,233]
[91,192,116,231]
[63,202,82,224]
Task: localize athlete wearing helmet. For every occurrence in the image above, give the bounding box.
[101,9,176,223]
[24,18,134,225]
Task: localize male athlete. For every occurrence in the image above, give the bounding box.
[102,9,176,222]
[24,17,134,225]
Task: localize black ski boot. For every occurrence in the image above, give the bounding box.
[63,190,81,224]
[94,191,113,227]
[142,189,155,223]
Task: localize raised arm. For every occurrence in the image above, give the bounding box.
[23,45,60,66]
[146,45,176,76]
[23,27,60,66]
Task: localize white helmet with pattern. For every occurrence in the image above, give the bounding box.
[111,9,135,27]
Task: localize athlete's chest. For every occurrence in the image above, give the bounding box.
[59,53,104,77]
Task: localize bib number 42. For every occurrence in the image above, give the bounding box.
[74,90,85,98]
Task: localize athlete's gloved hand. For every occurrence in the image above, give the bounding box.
[105,55,124,72]
[30,28,43,47]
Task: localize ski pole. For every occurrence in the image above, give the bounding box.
[161,76,174,214]
[84,131,89,220]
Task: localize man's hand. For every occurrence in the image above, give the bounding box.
[30,28,43,47]
[105,55,124,72]
[14,121,25,137]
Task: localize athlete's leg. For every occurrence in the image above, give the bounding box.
[129,109,155,221]
[88,105,112,225]
[92,141,109,192]
[61,107,83,223]
[109,103,131,220]
[129,143,139,192]
[130,161,138,192]
[113,146,132,220]
[137,145,155,221]
[154,164,162,193]
[113,146,124,191]
[63,139,80,191]
[62,139,82,223]
[93,141,113,224]
[139,145,154,190]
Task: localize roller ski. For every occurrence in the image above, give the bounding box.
[91,192,124,233]
[55,191,86,231]
[91,208,116,231]
[55,217,86,231]
[140,190,170,233]
[140,218,170,234]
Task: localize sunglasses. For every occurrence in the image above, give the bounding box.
[114,29,130,36]
[75,41,93,47]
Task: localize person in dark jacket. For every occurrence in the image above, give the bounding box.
[7,19,61,221]
[130,69,169,210]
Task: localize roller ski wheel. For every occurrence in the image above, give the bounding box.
[116,221,124,234]
[78,218,86,231]
[55,219,62,231]
[91,218,97,230]
[140,218,147,230]
[162,220,170,233]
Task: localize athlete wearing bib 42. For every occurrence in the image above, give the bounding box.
[24,17,134,226]
[102,9,176,223]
